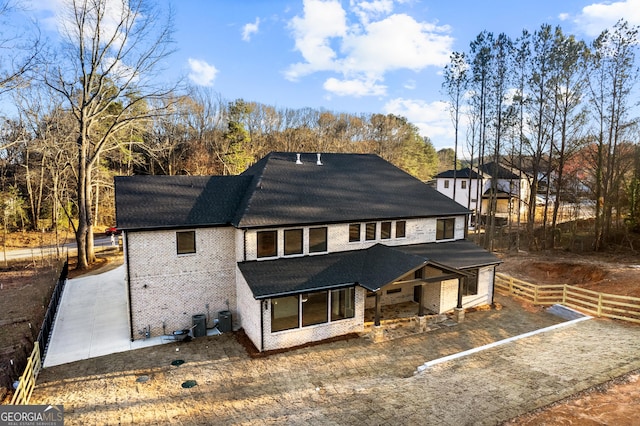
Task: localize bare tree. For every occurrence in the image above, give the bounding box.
[44,0,176,269]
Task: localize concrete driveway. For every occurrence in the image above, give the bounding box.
[43,265,160,367]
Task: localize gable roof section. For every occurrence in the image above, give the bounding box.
[435,167,482,179]
[115,175,253,230]
[234,152,470,228]
[115,152,471,231]
[479,162,520,179]
[437,163,520,180]
[238,240,501,299]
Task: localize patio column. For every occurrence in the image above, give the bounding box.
[418,284,425,317]
[455,277,465,323]
[374,292,381,326]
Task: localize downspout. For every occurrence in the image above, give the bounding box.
[243,229,247,261]
[260,300,264,352]
[125,232,134,341]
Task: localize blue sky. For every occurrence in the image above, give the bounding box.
[26,0,640,150]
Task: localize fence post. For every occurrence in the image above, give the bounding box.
[562,285,567,305]
[534,286,538,304]
[509,277,514,294]
[597,293,603,317]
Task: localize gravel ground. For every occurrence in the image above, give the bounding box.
[30,294,640,425]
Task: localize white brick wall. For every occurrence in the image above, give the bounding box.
[243,216,467,261]
[126,227,237,339]
[235,267,262,350]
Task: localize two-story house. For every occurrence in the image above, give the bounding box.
[115,152,501,352]
[436,162,530,227]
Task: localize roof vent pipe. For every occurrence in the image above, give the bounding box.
[296,153,303,165]
[316,153,323,166]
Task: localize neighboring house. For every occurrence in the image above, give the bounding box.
[435,162,530,226]
[115,152,501,352]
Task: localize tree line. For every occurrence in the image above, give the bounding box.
[1,0,639,268]
[0,0,443,268]
[443,20,640,251]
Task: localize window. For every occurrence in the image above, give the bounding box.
[302,291,328,326]
[176,231,196,255]
[436,218,455,240]
[463,274,478,296]
[444,179,450,189]
[381,222,391,239]
[284,229,303,255]
[365,222,376,240]
[257,230,277,258]
[396,221,406,238]
[414,268,423,279]
[331,287,355,321]
[349,223,361,242]
[461,180,467,189]
[387,288,402,294]
[309,227,328,253]
[271,295,299,332]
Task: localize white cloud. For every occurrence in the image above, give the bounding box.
[383,98,454,149]
[285,0,453,97]
[187,58,218,86]
[323,77,386,96]
[573,0,640,36]
[242,18,260,42]
[350,0,394,25]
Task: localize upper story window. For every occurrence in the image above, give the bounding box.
[443,179,450,189]
[461,180,467,189]
[257,230,277,258]
[396,221,406,238]
[381,222,391,239]
[309,227,328,253]
[436,218,455,240]
[176,231,196,255]
[349,223,361,242]
[284,229,303,256]
[365,222,376,240]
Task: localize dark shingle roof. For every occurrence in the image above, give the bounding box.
[437,163,520,180]
[115,152,471,230]
[238,240,501,299]
[479,162,520,179]
[435,167,482,179]
[235,152,470,228]
[115,175,253,230]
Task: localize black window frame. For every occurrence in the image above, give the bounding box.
[396,221,406,238]
[381,221,392,239]
[257,230,278,258]
[349,223,361,242]
[436,218,455,241]
[284,228,303,256]
[309,226,328,253]
[463,273,478,296]
[176,230,196,255]
[365,222,376,241]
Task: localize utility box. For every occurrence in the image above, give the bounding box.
[217,310,232,333]
[192,314,206,337]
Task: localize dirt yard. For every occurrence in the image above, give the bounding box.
[496,250,640,425]
[3,239,640,423]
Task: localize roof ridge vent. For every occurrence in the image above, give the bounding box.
[316,153,323,166]
[296,153,303,165]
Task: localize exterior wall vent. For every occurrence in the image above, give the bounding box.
[296,153,303,165]
[316,153,323,166]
